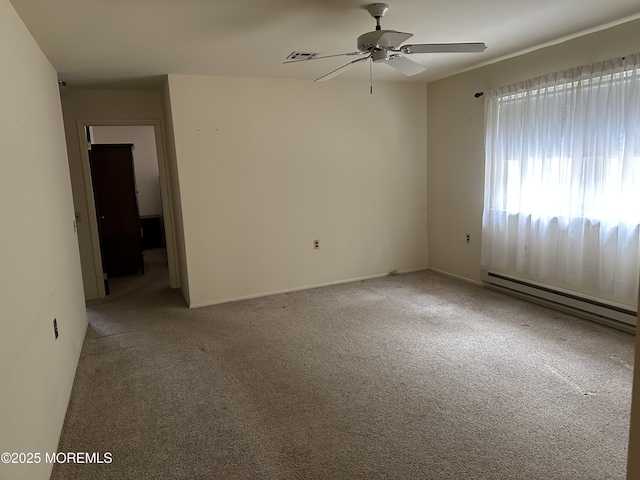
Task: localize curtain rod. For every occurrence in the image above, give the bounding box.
[474,91,484,98]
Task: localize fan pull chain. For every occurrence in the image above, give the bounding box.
[369,58,373,94]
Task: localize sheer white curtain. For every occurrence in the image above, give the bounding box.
[481,53,640,300]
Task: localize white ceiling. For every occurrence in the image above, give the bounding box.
[9,0,640,89]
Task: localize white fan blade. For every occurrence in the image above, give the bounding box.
[375,30,413,48]
[400,42,487,54]
[386,54,426,76]
[284,51,366,64]
[314,56,369,82]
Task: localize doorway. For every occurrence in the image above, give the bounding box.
[79,120,178,298]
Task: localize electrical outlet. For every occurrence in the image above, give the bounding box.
[53,318,59,340]
[466,234,471,243]
[313,239,320,250]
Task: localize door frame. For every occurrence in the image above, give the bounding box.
[77,118,179,297]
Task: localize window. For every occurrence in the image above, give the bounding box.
[481,53,640,299]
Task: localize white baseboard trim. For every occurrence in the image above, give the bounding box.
[427,267,483,286]
[188,266,429,309]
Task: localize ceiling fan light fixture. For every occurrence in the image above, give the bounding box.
[371,50,388,63]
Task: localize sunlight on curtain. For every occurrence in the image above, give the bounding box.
[481,53,640,299]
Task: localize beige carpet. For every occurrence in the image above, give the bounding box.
[52,249,634,479]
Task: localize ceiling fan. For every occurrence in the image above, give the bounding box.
[285,3,487,82]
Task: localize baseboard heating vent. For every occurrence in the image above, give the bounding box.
[481,270,637,332]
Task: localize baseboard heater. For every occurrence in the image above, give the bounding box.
[481,270,637,332]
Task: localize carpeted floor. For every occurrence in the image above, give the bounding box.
[52,249,635,479]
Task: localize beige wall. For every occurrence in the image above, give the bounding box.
[167,75,427,307]
[161,80,190,305]
[426,17,640,307]
[60,89,176,299]
[0,1,87,479]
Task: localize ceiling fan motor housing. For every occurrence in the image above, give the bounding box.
[357,30,413,53]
